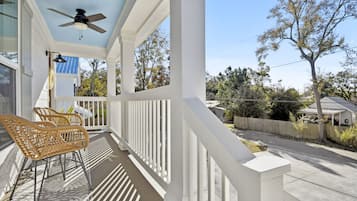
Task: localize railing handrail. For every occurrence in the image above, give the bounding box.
[55,96,108,101]
[184,98,255,191]
[108,86,172,101]
[183,98,290,201]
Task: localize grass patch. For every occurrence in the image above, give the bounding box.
[224,123,266,152]
[224,123,235,129]
[241,139,266,153]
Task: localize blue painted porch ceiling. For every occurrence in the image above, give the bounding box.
[35,0,125,47]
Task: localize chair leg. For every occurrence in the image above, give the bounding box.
[75,151,92,190]
[63,153,66,174]
[34,160,37,201]
[9,157,28,200]
[58,155,66,180]
[37,159,49,201]
[72,152,79,168]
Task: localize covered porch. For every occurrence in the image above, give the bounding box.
[2,133,161,201]
[0,0,291,201]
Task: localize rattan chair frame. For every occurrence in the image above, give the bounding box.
[33,107,83,127]
[0,115,91,201]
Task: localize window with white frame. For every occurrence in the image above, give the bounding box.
[0,0,18,149]
[0,63,16,149]
[0,0,18,63]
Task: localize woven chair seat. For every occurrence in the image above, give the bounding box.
[0,115,89,161]
[37,143,83,161]
[0,114,92,200]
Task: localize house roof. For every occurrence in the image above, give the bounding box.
[309,96,357,113]
[300,108,346,115]
[206,100,220,108]
[56,56,79,75]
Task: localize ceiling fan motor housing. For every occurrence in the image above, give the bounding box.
[75,8,88,24]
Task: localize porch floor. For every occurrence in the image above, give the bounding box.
[3,133,163,201]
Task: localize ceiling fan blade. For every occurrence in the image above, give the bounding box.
[48,8,73,19]
[0,0,14,4]
[87,13,106,22]
[0,11,17,20]
[59,22,75,27]
[88,23,106,33]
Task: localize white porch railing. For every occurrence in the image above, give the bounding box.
[127,99,171,183]
[93,85,289,201]
[54,96,108,130]
[108,86,172,189]
[183,98,290,201]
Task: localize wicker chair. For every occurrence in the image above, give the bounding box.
[33,107,83,127]
[0,115,91,201]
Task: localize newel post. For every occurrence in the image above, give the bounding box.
[165,0,206,200]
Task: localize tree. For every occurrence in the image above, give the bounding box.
[88,59,106,96]
[269,87,302,121]
[135,30,170,91]
[77,68,107,96]
[257,0,357,141]
[216,66,268,119]
[77,59,107,96]
[206,73,220,100]
[317,69,357,102]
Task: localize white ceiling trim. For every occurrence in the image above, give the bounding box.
[52,41,107,59]
[106,0,169,61]
[135,0,169,47]
[106,0,137,56]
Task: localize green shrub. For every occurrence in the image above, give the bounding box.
[339,124,357,149]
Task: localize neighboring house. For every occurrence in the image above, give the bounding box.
[206,100,226,122]
[54,57,92,118]
[300,96,357,126]
[55,56,80,97]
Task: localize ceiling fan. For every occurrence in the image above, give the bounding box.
[48,8,106,33]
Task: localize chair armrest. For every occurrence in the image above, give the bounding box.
[54,111,83,126]
[65,113,83,126]
[56,126,89,148]
[34,121,57,128]
[40,114,71,126]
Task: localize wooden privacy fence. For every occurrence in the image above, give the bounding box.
[234,116,320,140]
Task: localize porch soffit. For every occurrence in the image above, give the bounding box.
[35,0,126,48]
[31,0,169,60]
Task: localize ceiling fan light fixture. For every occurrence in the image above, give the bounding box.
[74,22,88,30]
[53,54,67,63]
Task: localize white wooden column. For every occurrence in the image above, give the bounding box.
[332,114,334,126]
[119,33,136,150]
[166,0,206,200]
[120,33,136,94]
[106,58,117,97]
[106,58,117,130]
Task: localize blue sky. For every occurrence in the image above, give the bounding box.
[203,0,357,92]
[80,0,356,92]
